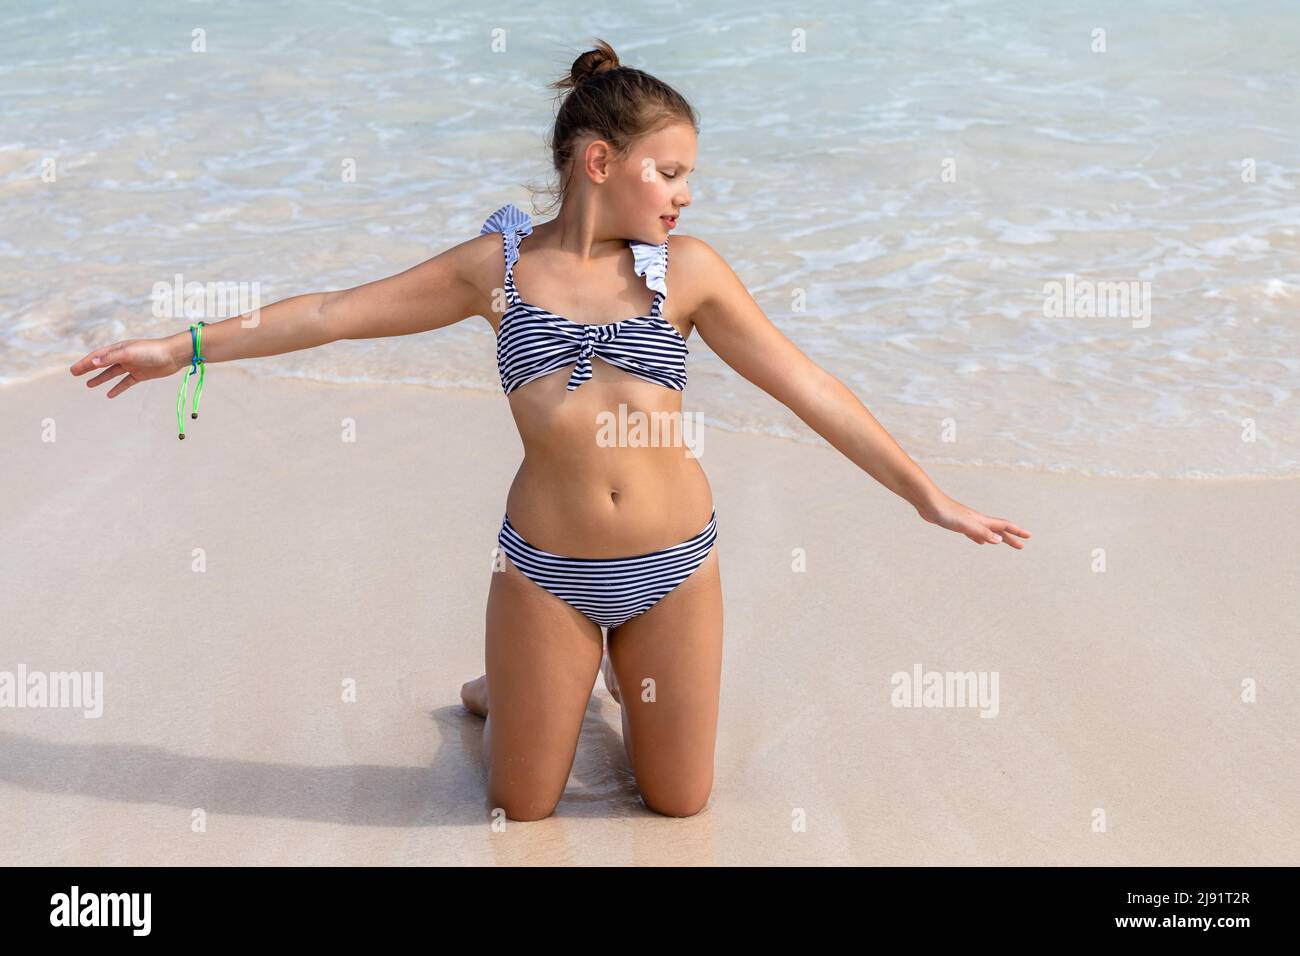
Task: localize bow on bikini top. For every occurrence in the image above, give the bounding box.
[480,202,689,395]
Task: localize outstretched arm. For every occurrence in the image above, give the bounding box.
[680,236,1031,549]
[70,234,490,397]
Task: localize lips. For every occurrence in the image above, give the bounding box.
[661,215,678,228]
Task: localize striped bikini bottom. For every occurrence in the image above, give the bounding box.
[496,510,718,630]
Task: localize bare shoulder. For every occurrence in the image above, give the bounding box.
[665,234,731,334]
[667,232,727,279]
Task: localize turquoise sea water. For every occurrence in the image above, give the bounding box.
[2,0,1297,477]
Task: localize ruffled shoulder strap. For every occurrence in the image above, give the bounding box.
[629,238,669,313]
[480,202,533,281]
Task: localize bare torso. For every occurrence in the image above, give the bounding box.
[473,219,713,557]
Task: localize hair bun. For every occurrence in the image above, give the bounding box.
[534,38,698,215]
[566,38,620,89]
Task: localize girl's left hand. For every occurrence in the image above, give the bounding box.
[916,492,1032,549]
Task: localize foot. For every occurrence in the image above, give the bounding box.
[460,674,488,717]
[601,649,622,705]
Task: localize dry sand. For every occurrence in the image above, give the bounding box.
[2,364,1296,865]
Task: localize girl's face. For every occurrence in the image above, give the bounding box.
[605,122,697,243]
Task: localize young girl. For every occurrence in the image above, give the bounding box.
[70,40,1030,822]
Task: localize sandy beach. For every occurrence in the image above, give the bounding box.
[2,364,1296,865]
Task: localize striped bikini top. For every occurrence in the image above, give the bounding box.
[480,202,689,395]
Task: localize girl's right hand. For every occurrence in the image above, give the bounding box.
[69,336,187,398]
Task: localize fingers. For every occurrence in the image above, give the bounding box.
[992,517,1032,539]
[991,518,1031,548]
[968,518,1031,549]
[970,516,1002,545]
[98,344,127,369]
[106,371,140,398]
[85,364,125,388]
[70,342,126,376]
[963,525,1000,546]
[934,503,1032,550]
[987,519,1029,549]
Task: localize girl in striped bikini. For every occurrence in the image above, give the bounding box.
[71,39,1030,822]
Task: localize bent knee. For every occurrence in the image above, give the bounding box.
[488,789,562,823]
[639,783,712,818]
[490,801,559,822]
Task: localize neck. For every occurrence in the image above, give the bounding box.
[547,203,631,263]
